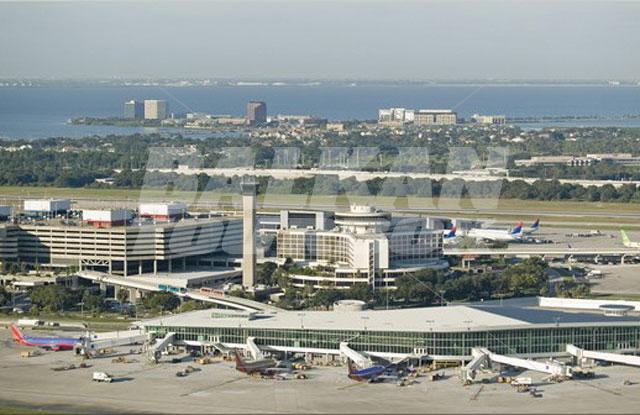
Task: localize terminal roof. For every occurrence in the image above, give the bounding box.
[143,303,640,333]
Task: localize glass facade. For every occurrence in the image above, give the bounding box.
[146,323,640,358]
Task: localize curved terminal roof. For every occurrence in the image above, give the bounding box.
[143,303,640,333]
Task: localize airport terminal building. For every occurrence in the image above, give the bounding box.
[143,300,640,361]
[273,206,447,289]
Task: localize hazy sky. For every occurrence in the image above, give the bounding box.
[1,1,639,80]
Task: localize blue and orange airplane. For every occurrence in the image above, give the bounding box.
[9,324,82,351]
[346,358,404,382]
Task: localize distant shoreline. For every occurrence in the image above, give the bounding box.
[1,80,639,89]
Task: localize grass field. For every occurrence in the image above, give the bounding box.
[0,406,63,415]
[1,185,639,210]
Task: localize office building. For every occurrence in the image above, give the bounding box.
[378,108,414,125]
[414,109,457,126]
[471,114,506,125]
[246,101,267,125]
[144,100,168,120]
[123,100,144,119]
[275,205,445,289]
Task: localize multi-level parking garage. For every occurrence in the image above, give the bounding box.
[0,216,242,276]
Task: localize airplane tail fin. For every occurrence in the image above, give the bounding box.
[446,225,457,238]
[234,350,247,371]
[512,222,524,235]
[9,324,25,343]
[347,358,356,375]
[621,230,631,246]
[532,219,539,229]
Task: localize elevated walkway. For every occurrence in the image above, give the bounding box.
[567,344,640,368]
[462,347,571,383]
[81,329,148,355]
[339,342,373,369]
[246,336,264,360]
[147,332,175,363]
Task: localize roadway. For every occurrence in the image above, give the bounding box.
[77,271,280,313]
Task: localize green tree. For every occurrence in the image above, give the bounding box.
[116,288,129,304]
[141,292,180,312]
[30,285,79,312]
[179,300,206,313]
[256,262,278,286]
[81,289,104,313]
[311,289,344,309]
[0,285,7,307]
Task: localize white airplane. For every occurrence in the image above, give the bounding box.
[621,230,640,248]
[467,222,524,242]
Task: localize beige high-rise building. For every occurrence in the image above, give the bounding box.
[414,109,457,126]
[241,182,258,288]
[144,100,168,120]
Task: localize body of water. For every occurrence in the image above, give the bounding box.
[0,85,639,139]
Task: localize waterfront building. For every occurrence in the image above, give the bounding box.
[123,100,144,119]
[144,100,168,120]
[246,101,267,125]
[414,109,457,126]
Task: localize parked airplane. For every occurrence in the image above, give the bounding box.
[9,324,81,351]
[346,358,404,383]
[443,225,457,240]
[467,222,524,242]
[234,351,291,377]
[524,219,540,235]
[620,230,640,248]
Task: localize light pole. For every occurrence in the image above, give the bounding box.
[439,290,446,307]
[361,316,370,331]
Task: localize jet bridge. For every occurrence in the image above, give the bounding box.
[462,347,572,384]
[567,344,640,368]
[339,342,373,369]
[79,329,149,356]
[246,336,264,360]
[146,332,175,363]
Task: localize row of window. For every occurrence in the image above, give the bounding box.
[147,324,640,357]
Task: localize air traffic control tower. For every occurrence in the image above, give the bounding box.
[241,181,258,289]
